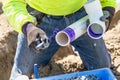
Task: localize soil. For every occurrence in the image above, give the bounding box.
[0,1,120,80]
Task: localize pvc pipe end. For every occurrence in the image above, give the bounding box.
[87,23,104,39]
[55,31,70,46]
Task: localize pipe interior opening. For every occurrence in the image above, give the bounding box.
[87,23,103,39]
[56,32,69,46]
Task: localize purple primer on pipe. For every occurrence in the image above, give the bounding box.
[88,26,102,38]
[63,28,75,42]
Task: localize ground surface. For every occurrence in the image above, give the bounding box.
[0,1,120,80]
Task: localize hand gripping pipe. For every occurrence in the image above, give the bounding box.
[84,0,106,39]
[55,16,88,46]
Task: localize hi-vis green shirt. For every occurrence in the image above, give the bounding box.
[2,0,116,33]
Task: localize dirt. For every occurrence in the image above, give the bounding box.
[0,1,120,80]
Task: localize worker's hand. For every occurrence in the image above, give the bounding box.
[23,23,49,52]
[100,7,115,31]
[15,75,29,80]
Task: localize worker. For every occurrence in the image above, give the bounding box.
[2,0,116,80]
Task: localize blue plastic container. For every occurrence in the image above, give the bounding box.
[36,68,117,80]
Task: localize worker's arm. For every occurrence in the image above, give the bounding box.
[2,0,36,33]
[2,0,49,51]
[100,0,117,8]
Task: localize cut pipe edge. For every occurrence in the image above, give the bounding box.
[55,31,71,46]
[55,28,86,46]
[87,23,105,39]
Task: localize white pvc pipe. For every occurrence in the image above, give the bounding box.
[84,0,106,39]
[55,16,88,46]
[117,0,120,7]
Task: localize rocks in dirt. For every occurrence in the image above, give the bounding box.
[39,55,83,77]
[38,60,64,77]
[104,24,120,80]
[0,31,17,80]
[0,31,17,58]
[0,10,18,79]
[113,56,120,67]
[116,66,120,76]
